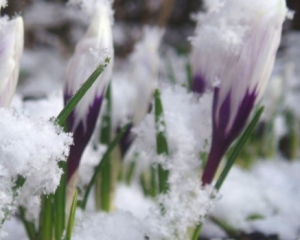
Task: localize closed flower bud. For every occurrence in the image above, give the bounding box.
[190,0,287,184]
[64,0,114,181]
[0,16,24,107]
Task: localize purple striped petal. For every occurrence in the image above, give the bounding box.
[65,94,103,181]
[202,87,257,184]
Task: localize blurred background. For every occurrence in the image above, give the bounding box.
[2,0,299,57]
[1,0,299,101]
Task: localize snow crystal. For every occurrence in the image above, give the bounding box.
[0,108,72,221]
[148,182,215,239]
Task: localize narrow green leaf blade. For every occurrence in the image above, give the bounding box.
[65,190,78,240]
[154,89,169,194]
[56,58,110,128]
[81,123,131,210]
[215,106,264,190]
[97,83,112,211]
[39,194,53,240]
[54,161,66,240]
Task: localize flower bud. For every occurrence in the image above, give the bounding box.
[64,1,114,181]
[0,16,24,107]
[190,0,287,184]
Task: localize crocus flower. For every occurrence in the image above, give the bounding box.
[190,0,287,184]
[114,27,164,157]
[64,0,114,182]
[0,16,24,107]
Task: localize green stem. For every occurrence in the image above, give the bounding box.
[96,84,112,211]
[39,194,53,240]
[125,161,136,185]
[154,89,169,194]
[81,123,130,210]
[215,107,264,190]
[150,166,157,198]
[65,191,77,240]
[54,161,66,240]
[186,61,192,91]
[100,164,111,211]
[191,223,202,240]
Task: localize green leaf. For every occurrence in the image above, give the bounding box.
[56,58,110,128]
[65,190,78,240]
[215,106,264,190]
[54,161,66,240]
[125,160,137,185]
[39,194,53,240]
[185,61,192,91]
[96,83,112,211]
[154,89,169,194]
[246,213,265,221]
[191,223,203,240]
[80,123,131,210]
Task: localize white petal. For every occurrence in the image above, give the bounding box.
[64,4,114,130]
[0,17,24,107]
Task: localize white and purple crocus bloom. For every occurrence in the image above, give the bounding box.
[64,1,114,182]
[0,0,24,107]
[190,0,287,184]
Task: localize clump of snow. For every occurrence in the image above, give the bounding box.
[73,210,157,240]
[148,182,215,239]
[0,108,72,221]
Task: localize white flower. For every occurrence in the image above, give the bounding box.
[189,0,287,184]
[64,1,114,130]
[0,16,24,107]
[64,0,114,180]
